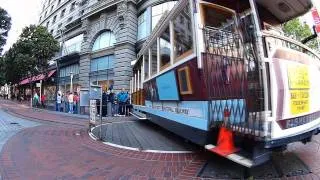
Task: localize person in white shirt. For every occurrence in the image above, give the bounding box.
[68,92,74,113]
[57,91,62,112]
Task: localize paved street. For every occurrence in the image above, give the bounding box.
[0,99,319,179]
[0,109,39,152]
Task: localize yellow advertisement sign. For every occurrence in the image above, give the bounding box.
[290,90,309,115]
[287,64,310,115]
[287,64,310,89]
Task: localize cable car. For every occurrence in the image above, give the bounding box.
[130,0,320,167]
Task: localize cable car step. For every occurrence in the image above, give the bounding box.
[205,144,254,168]
[130,110,147,120]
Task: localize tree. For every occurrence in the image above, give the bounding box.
[282,18,318,50]
[0,56,6,85]
[1,25,59,85]
[19,25,59,77]
[0,7,11,54]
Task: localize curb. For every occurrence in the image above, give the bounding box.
[88,124,194,154]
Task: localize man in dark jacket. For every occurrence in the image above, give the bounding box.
[102,91,108,117]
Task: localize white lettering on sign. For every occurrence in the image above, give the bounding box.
[152,105,190,115]
[144,101,205,118]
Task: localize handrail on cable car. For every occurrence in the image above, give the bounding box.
[261,30,320,60]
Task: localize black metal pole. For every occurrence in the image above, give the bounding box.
[99,87,102,140]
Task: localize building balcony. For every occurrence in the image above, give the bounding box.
[83,0,133,18]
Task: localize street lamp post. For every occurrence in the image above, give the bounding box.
[70,72,73,93]
[28,71,32,107]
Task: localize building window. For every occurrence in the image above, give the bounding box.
[58,23,62,29]
[92,31,116,51]
[62,34,83,56]
[60,64,80,77]
[70,2,76,12]
[50,29,54,34]
[137,8,151,40]
[57,0,61,5]
[52,15,57,24]
[67,16,73,22]
[90,55,115,72]
[45,11,47,17]
[173,4,193,62]
[51,5,54,12]
[39,16,42,22]
[80,10,85,16]
[159,26,171,70]
[151,1,176,30]
[46,21,50,28]
[61,9,66,18]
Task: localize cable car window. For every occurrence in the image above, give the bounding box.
[200,3,234,28]
[144,53,149,79]
[150,44,157,75]
[177,66,192,95]
[160,26,171,70]
[173,4,193,62]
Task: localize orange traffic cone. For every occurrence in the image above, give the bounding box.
[209,108,239,156]
[209,127,239,156]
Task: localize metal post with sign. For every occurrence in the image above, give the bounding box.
[90,85,103,140]
[89,99,97,130]
[39,80,42,104]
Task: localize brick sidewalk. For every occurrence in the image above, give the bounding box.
[0,125,203,179]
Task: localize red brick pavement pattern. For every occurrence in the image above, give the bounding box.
[0,125,203,179]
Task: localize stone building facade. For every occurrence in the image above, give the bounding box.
[39,0,176,93]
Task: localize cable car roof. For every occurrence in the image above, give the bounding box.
[206,0,313,25]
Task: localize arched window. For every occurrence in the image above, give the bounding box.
[92,31,116,51]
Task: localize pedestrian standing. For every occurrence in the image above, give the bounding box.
[106,90,112,116]
[68,92,74,113]
[57,92,62,112]
[125,91,131,116]
[73,92,79,114]
[102,91,108,117]
[114,95,119,116]
[41,94,46,108]
[117,88,129,116]
[33,93,39,108]
[64,92,69,113]
[109,90,116,116]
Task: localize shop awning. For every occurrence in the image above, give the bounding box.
[19,70,56,85]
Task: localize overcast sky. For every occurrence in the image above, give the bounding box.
[0,0,43,54]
